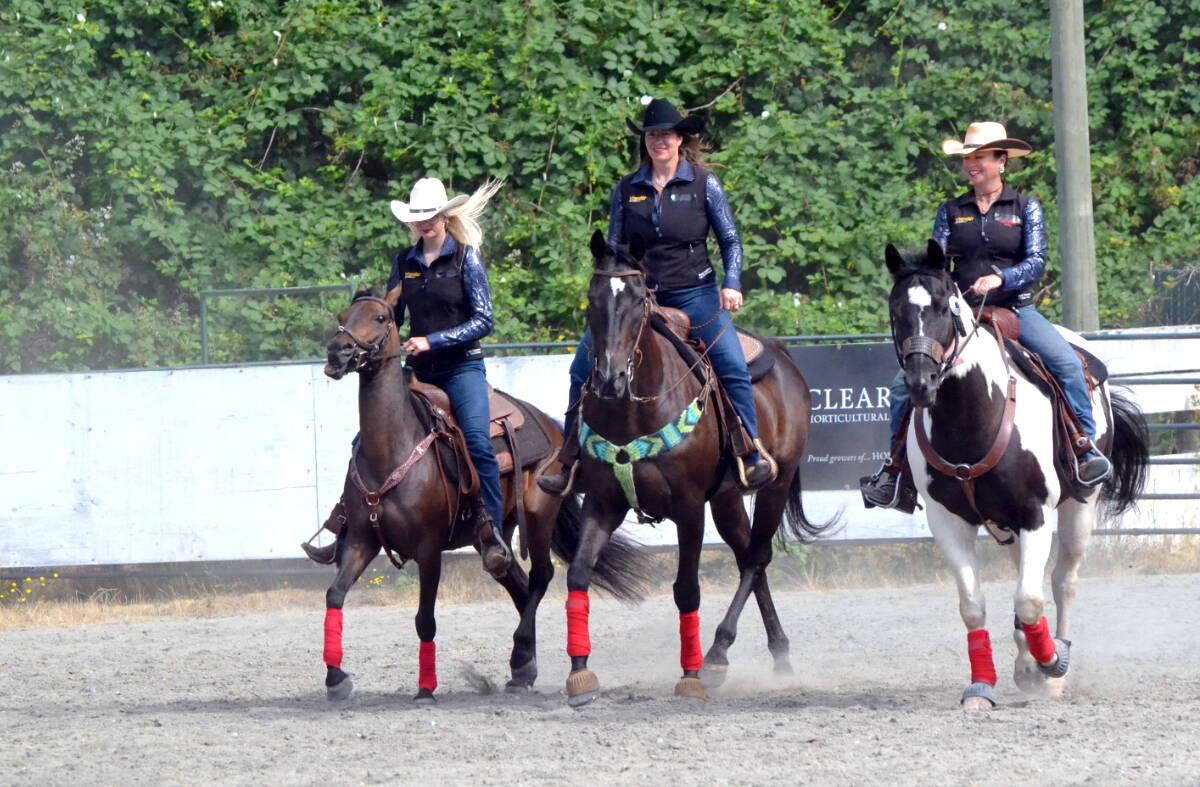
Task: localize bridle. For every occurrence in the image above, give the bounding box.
[333,296,401,372]
[588,268,654,401]
[892,280,987,389]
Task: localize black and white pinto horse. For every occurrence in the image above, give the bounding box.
[886,241,1149,709]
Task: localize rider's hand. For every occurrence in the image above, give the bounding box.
[970,274,1003,297]
[403,336,431,356]
[721,288,744,314]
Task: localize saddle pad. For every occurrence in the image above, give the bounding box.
[489,392,555,475]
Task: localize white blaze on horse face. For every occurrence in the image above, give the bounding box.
[609,277,626,299]
[907,284,933,336]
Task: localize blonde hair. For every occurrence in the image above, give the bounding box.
[408,178,504,250]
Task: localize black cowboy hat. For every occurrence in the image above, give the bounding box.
[626,98,706,136]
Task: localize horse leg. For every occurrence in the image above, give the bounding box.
[926,504,995,710]
[412,550,443,705]
[563,497,623,707]
[672,503,707,701]
[1051,497,1094,641]
[504,488,559,691]
[1011,509,1070,696]
[322,535,376,701]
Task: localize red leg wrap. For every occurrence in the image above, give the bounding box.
[1021,616,1057,664]
[966,629,997,686]
[679,610,703,672]
[323,608,344,669]
[565,590,591,658]
[418,640,437,692]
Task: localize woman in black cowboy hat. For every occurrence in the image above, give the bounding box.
[539,97,775,496]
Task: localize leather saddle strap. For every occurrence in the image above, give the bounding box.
[347,432,438,568]
[915,327,1018,521]
[500,415,528,560]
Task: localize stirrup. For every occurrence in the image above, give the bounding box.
[478,521,512,578]
[734,439,778,491]
[537,461,579,498]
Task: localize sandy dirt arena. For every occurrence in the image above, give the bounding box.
[2,572,1198,786]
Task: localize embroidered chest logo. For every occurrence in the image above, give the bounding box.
[994,213,1022,227]
[953,216,975,224]
[404,271,422,279]
[628,195,648,203]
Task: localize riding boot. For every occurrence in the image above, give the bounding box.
[537,417,581,498]
[736,439,778,491]
[300,497,347,565]
[476,505,512,579]
[1076,440,1113,487]
[860,408,918,513]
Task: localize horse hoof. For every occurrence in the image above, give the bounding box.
[326,675,353,702]
[566,669,599,708]
[674,675,707,701]
[699,662,728,688]
[1038,639,1071,679]
[773,659,794,678]
[507,659,537,692]
[413,688,436,705]
[960,681,996,710]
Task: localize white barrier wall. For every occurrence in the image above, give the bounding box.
[1,330,1197,569]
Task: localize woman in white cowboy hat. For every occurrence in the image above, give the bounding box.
[538,97,775,496]
[303,176,513,577]
[862,121,1112,509]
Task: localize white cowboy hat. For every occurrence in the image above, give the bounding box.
[941,122,1032,158]
[389,177,469,223]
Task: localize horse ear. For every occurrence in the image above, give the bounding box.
[884,243,905,277]
[926,239,948,270]
[589,230,608,265]
[383,284,402,309]
[627,233,646,263]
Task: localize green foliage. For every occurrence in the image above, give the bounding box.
[1,0,1197,372]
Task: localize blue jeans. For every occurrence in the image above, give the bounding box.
[414,359,504,527]
[887,305,1097,444]
[566,284,760,444]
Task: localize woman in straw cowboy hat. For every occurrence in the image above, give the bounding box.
[303,176,512,577]
[861,121,1112,510]
[537,97,775,497]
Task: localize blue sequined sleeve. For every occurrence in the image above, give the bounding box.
[426,246,494,350]
[607,182,624,246]
[932,203,951,253]
[998,196,1048,292]
[706,173,744,291]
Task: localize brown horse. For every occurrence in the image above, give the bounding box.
[320,288,648,703]
[563,231,835,706]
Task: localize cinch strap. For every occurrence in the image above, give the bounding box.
[565,590,591,658]
[967,629,996,686]
[679,610,702,672]
[419,640,437,692]
[579,397,703,512]
[323,608,344,669]
[1021,616,1057,665]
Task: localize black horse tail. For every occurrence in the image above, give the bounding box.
[1101,387,1151,517]
[781,465,842,544]
[550,495,653,603]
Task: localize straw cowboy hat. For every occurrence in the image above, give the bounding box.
[941,122,1032,158]
[389,177,469,223]
[626,98,706,136]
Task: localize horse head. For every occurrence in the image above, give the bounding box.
[885,240,971,408]
[586,229,652,400]
[325,285,401,379]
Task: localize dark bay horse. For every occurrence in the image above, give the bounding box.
[886,241,1149,709]
[563,231,833,706]
[320,288,648,703]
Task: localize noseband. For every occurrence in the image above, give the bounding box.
[335,296,397,371]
